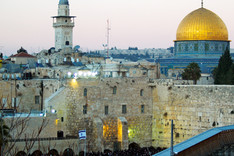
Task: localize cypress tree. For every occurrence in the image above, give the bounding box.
[214,47,233,84]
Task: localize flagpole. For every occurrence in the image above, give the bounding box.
[78,136,80,156]
[84,129,86,156]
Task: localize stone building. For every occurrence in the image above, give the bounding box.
[10,52,37,65]
[52,0,75,51]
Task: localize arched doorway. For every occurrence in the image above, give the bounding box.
[48,149,59,156]
[63,148,74,156]
[32,150,43,156]
[16,151,27,156]
[129,142,141,150]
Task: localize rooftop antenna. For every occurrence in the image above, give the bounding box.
[201,0,203,8]
[106,19,111,57]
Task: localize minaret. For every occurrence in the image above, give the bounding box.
[52,0,76,51]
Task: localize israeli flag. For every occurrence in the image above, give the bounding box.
[79,130,86,140]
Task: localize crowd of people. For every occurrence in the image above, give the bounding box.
[79,146,166,156]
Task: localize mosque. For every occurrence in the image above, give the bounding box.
[158,2,231,76]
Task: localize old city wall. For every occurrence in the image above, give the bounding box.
[0,80,63,112]
[48,78,154,152]
[152,84,234,148]
[5,115,58,139]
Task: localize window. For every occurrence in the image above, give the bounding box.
[61,117,64,122]
[185,44,188,51]
[65,41,69,45]
[12,98,19,108]
[215,44,219,51]
[140,89,144,96]
[84,88,87,97]
[83,105,87,114]
[113,86,117,95]
[178,44,182,52]
[35,96,40,104]
[122,105,127,114]
[222,44,225,51]
[2,98,7,108]
[141,105,145,113]
[205,43,209,51]
[194,43,198,51]
[105,106,109,115]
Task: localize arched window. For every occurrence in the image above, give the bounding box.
[113,86,117,95]
[65,41,69,45]
[140,89,144,96]
[84,88,87,97]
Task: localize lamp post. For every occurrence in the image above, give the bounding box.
[170,120,174,156]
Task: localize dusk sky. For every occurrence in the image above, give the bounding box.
[0,0,234,55]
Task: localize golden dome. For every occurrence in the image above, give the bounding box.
[176,8,228,41]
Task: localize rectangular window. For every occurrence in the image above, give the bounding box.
[35,96,40,104]
[141,105,145,113]
[105,106,109,115]
[83,105,87,114]
[113,87,117,95]
[122,105,127,114]
[2,98,7,108]
[205,43,209,51]
[215,44,219,51]
[194,43,198,51]
[12,98,16,108]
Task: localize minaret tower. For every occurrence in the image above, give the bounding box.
[52,0,76,51]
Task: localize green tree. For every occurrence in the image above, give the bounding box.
[182,62,201,84]
[226,64,234,85]
[213,47,233,84]
[0,118,11,153]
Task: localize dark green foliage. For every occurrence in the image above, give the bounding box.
[213,47,233,84]
[182,62,201,84]
[0,119,11,147]
[17,47,27,54]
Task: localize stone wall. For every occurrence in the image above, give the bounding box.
[2,77,234,153]
[47,78,154,151]
[0,80,63,112]
[152,84,234,148]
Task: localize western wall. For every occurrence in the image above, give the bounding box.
[152,84,234,148]
[1,78,234,153]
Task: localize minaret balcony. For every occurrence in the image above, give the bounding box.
[53,23,74,27]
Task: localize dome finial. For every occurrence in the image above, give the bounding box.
[201,0,203,8]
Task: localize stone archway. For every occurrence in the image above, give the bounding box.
[15,151,27,156]
[48,149,59,156]
[63,148,74,156]
[32,150,43,156]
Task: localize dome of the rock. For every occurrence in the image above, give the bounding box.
[176,8,228,41]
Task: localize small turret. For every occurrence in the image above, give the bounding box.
[59,0,69,5]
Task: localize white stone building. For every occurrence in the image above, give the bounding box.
[52,0,76,51]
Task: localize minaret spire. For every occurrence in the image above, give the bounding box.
[201,0,203,8]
